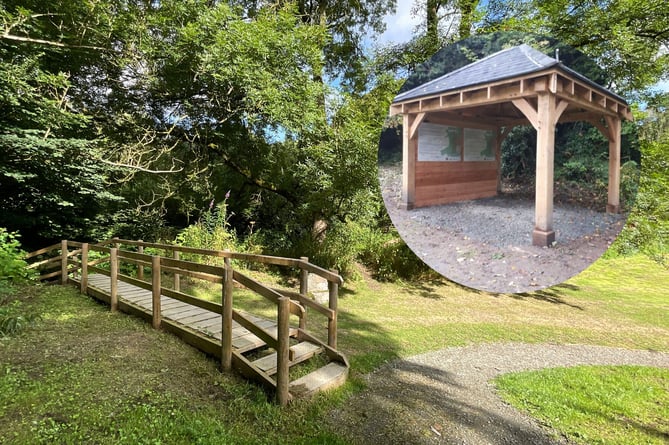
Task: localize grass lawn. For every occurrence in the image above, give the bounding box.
[0,254,667,443]
[495,366,669,444]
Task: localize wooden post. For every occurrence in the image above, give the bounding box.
[80,243,89,294]
[137,241,144,280]
[112,237,120,250]
[299,257,309,295]
[173,250,181,292]
[221,257,233,372]
[606,116,621,214]
[151,256,161,329]
[298,257,308,330]
[401,113,417,210]
[532,92,556,247]
[110,247,118,312]
[276,296,291,406]
[61,240,68,284]
[327,270,339,349]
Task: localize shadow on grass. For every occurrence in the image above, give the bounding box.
[326,360,557,444]
[508,283,584,310]
[403,277,459,300]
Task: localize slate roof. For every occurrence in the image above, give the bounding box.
[393,44,626,104]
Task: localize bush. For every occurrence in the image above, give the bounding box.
[0,228,34,282]
[175,198,238,263]
[620,160,640,211]
[351,223,435,281]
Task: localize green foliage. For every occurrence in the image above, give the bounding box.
[610,137,669,263]
[0,228,33,282]
[0,300,40,338]
[0,285,40,338]
[620,160,640,211]
[350,223,435,281]
[107,208,170,244]
[0,131,123,244]
[176,198,238,263]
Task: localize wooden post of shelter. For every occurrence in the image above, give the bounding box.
[151,255,161,329]
[276,296,291,406]
[532,92,557,246]
[327,270,338,349]
[80,243,89,294]
[137,240,144,280]
[173,249,181,292]
[221,256,233,372]
[61,240,68,284]
[401,113,417,210]
[110,247,118,312]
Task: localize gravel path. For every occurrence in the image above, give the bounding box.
[328,343,669,444]
[379,164,626,293]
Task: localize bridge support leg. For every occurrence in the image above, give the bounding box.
[110,248,118,312]
[151,256,161,329]
[173,250,181,292]
[298,257,308,330]
[61,240,68,284]
[277,297,291,406]
[80,243,89,294]
[221,257,233,372]
[137,241,144,280]
[328,270,338,349]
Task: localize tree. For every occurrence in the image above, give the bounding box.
[481,0,669,95]
[0,3,123,246]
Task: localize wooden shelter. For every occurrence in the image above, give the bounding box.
[389,44,632,246]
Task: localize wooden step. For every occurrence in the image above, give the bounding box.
[251,341,323,376]
[289,362,349,399]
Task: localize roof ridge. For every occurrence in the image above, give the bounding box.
[394,45,524,101]
[393,44,561,103]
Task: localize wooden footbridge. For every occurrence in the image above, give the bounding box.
[25,239,348,405]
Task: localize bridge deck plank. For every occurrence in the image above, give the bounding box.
[87,274,268,352]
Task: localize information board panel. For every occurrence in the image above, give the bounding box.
[463,128,495,161]
[417,122,462,161]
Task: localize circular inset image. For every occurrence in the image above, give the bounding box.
[378,33,639,293]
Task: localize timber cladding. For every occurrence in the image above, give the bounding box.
[414,161,498,207]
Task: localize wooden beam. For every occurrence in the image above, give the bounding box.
[512,98,539,130]
[588,118,613,142]
[408,112,426,140]
[553,99,569,125]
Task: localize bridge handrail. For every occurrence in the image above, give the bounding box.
[104,238,343,285]
[25,238,342,404]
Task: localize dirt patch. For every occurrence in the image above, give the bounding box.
[379,164,626,293]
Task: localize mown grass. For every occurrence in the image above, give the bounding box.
[495,366,669,444]
[0,254,667,443]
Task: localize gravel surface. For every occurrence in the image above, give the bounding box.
[328,343,669,445]
[408,196,625,248]
[379,164,627,293]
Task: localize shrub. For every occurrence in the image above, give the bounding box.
[0,228,34,282]
[175,198,238,263]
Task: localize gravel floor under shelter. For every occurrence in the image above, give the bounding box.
[379,164,627,293]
